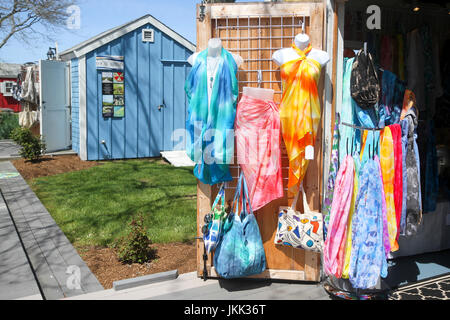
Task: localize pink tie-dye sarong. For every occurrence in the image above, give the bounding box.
[235,95,284,211]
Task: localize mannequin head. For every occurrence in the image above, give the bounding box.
[294,33,311,50]
[208,38,223,57]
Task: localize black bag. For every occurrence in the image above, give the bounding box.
[350,50,380,109]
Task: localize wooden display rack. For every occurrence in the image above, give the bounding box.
[196,1,327,282]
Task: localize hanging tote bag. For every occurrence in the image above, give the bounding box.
[213,172,267,279]
[202,183,226,254]
[350,50,380,110]
[274,184,324,253]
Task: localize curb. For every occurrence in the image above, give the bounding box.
[113,270,179,291]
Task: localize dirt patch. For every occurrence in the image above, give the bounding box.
[76,242,197,289]
[12,155,102,180]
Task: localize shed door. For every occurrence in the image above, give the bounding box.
[39,60,71,152]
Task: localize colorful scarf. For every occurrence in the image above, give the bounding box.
[404,106,422,236]
[389,124,403,240]
[235,95,284,211]
[185,48,238,185]
[400,119,409,235]
[323,155,354,277]
[349,157,388,289]
[280,43,322,191]
[380,126,399,252]
[323,113,340,238]
[339,58,358,166]
[341,154,361,279]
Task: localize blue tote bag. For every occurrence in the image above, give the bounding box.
[213,172,266,279]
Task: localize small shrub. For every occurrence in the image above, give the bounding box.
[0,112,19,140]
[10,127,46,162]
[114,214,156,264]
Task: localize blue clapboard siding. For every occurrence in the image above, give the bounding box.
[71,58,80,153]
[84,23,193,161]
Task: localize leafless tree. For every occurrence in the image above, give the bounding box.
[0,0,77,49]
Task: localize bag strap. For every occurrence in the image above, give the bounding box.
[291,183,312,214]
[212,183,225,210]
[241,172,254,217]
[232,174,243,215]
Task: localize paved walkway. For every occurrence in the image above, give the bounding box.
[0,140,20,160]
[0,161,103,300]
[0,187,42,300]
[66,272,331,300]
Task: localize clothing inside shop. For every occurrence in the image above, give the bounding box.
[323,0,450,298]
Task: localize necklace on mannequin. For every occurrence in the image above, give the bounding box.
[207,56,221,89]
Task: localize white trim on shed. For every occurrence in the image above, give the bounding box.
[59,14,196,61]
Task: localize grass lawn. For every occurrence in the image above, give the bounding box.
[29,159,197,247]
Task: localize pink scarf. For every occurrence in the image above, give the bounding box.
[323,155,354,277]
[389,124,403,240]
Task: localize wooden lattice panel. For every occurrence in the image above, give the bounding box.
[196,1,325,282]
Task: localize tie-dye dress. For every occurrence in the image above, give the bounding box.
[279,43,322,191]
[185,48,239,185]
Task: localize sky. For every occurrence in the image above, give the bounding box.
[0,0,255,64]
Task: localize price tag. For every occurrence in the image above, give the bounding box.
[305,145,314,160]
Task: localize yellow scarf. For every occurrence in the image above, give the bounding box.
[380,127,399,252]
[280,43,322,191]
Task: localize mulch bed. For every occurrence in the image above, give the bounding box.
[76,242,197,290]
[11,154,198,290]
[12,155,102,180]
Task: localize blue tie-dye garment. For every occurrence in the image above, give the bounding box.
[349,157,388,289]
[185,48,239,185]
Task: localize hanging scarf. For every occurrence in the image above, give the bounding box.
[339,58,358,166]
[380,35,393,71]
[185,48,238,185]
[399,119,409,235]
[377,154,391,258]
[323,155,354,277]
[380,126,399,252]
[323,113,340,238]
[404,106,422,236]
[389,124,403,240]
[341,154,361,279]
[349,157,388,289]
[235,95,284,211]
[280,43,322,191]
[380,70,397,126]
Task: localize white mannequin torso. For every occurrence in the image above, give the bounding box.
[272,33,330,67]
[273,34,328,160]
[187,38,243,107]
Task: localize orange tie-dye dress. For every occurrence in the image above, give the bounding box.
[280,43,322,191]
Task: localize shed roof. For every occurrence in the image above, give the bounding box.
[0,63,22,78]
[59,14,196,61]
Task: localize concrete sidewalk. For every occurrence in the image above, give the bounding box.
[0,188,42,300]
[0,140,21,161]
[66,272,331,300]
[0,161,103,300]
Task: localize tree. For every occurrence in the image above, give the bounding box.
[0,0,77,49]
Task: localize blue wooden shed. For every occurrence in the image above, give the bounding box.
[59,15,196,161]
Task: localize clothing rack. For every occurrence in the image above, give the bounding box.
[341,122,384,131]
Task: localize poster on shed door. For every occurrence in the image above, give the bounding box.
[102,71,125,118]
